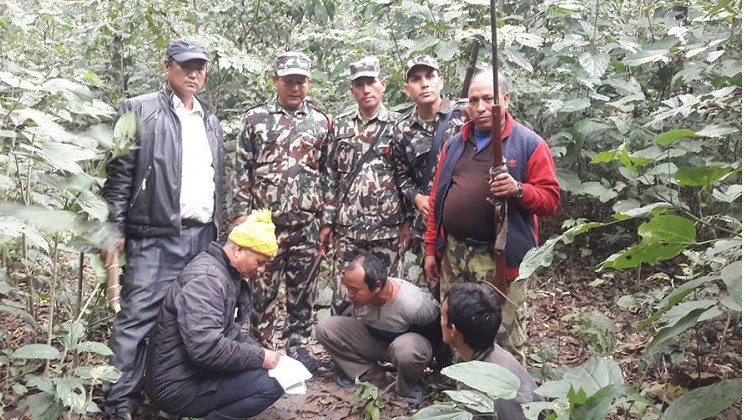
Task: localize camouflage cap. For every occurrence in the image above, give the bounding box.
[405,55,440,79]
[275,51,312,77]
[349,56,380,81]
[166,38,209,62]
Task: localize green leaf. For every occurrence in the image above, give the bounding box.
[54,377,86,413]
[503,47,533,72]
[661,379,742,420]
[579,52,610,78]
[721,261,742,311]
[695,124,739,138]
[76,341,114,356]
[518,222,603,281]
[573,384,633,419]
[623,49,669,66]
[59,321,85,350]
[675,165,736,188]
[12,344,59,360]
[411,402,473,419]
[536,357,625,399]
[442,361,521,400]
[443,390,494,413]
[559,98,591,113]
[113,111,138,143]
[578,181,618,202]
[612,202,673,221]
[601,215,696,270]
[645,306,712,357]
[24,392,62,420]
[654,129,696,146]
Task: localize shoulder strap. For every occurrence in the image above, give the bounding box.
[334,122,389,223]
[422,108,457,193]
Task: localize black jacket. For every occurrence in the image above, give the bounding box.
[145,242,266,413]
[102,85,226,238]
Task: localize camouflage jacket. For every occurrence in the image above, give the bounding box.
[233,97,332,227]
[390,98,464,236]
[325,105,403,241]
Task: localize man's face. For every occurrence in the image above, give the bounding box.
[233,247,270,279]
[350,77,386,115]
[404,67,443,108]
[273,74,310,109]
[440,299,455,344]
[341,265,380,306]
[467,78,510,132]
[163,59,207,99]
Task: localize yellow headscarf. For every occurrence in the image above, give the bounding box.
[228,209,278,257]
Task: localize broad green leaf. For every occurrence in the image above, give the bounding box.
[695,124,739,138]
[579,52,610,78]
[574,383,633,419]
[536,357,624,398]
[113,111,138,143]
[59,321,85,349]
[572,118,610,142]
[645,306,711,357]
[675,165,735,188]
[578,181,617,202]
[76,341,114,356]
[712,184,743,203]
[661,379,742,420]
[54,377,86,412]
[435,40,460,61]
[592,150,617,163]
[442,361,520,400]
[518,222,603,281]
[721,261,742,311]
[559,98,591,113]
[78,365,121,383]
[443,390,494,413]
[26,375,55,393]
[11,344,59,359]
[612,202,673,221]
[411,402,473,419]
[654,128,696,146]
[601,215,696,270]
[623,49,669,66]
[503,47,533,72]
[24,392,61,420]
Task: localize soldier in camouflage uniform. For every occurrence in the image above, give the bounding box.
[325,57,405,315]
[233,51,332,372]
[390,56,464,291]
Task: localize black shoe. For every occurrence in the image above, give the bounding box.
[291,347,319,373]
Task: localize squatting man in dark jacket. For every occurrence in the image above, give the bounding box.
[101,38,226,419]
[145,209,284,419]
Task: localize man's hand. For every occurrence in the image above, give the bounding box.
[262,348,281,369]
[489,172,519,198]
[424,255,440,284]
[100,238,125,268]
[414,193,430,220]
[318,226,333,254]
[397,219,413,251]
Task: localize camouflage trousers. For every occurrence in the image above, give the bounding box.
[250,221,320,354]
[331,235,400,315]
[439,235,529,364]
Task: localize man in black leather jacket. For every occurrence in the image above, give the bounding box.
[100,38,225,420]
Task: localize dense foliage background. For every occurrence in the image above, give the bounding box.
[0,0,740,418]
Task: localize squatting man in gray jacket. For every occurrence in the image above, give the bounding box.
[145,209,284,419]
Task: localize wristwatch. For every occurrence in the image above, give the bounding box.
[514,183,524,199]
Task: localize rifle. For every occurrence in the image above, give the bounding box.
[460,39,481,100]
[488,0,509,303]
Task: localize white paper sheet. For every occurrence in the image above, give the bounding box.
[268,355,313,394]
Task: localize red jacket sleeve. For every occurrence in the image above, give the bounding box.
[424,142,449,257]
[519,140,560,217]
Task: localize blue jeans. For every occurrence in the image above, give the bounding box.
[179,369,283,419]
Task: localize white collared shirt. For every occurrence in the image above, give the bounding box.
[173,95,215,223]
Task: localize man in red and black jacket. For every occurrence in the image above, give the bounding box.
[424,70,560,362]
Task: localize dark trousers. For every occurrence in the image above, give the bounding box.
[179,369,284,420]
[104,224,215,414]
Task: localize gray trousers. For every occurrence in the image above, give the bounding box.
[316,316,432,394]
[104,224,215,414]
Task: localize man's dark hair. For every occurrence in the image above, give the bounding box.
[444,283,502,351]
[344,252,388,290]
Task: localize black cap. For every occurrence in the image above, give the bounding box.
[166,38,209,62]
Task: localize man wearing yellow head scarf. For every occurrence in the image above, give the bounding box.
[145,210,284,419]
